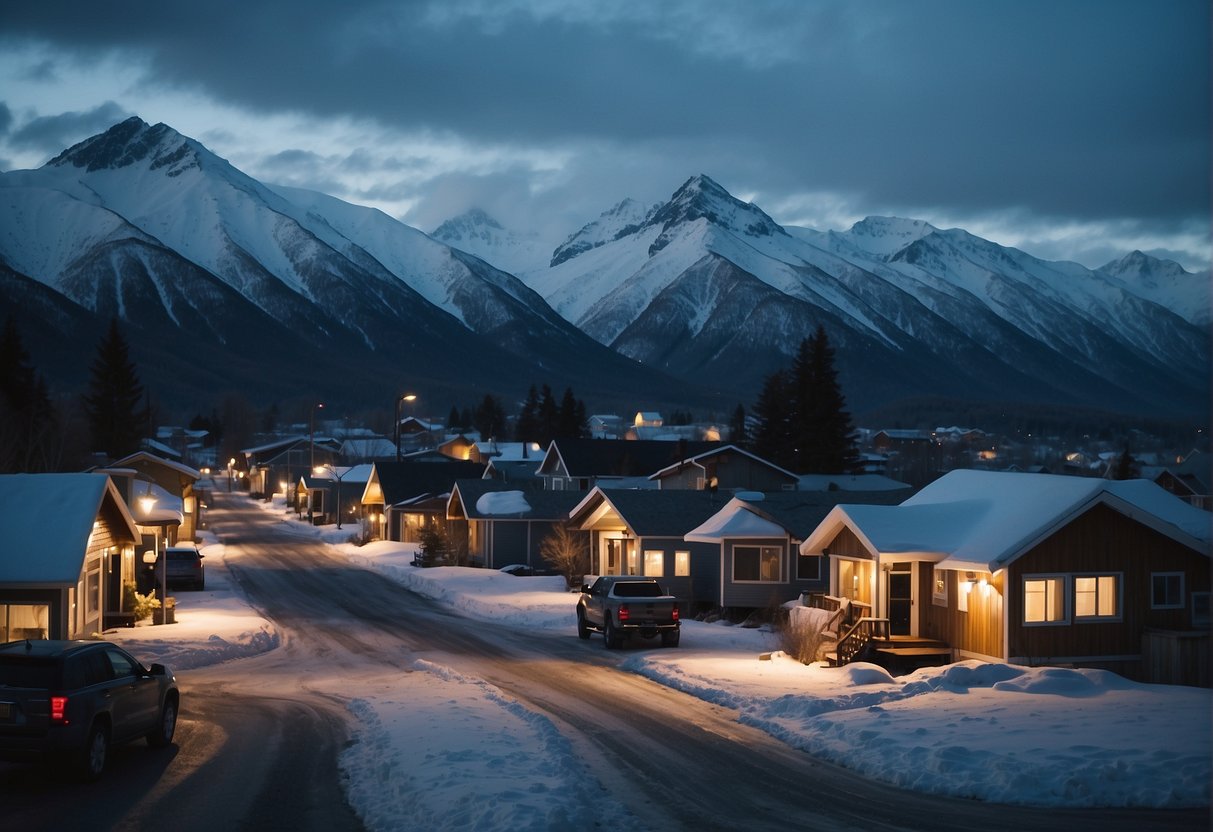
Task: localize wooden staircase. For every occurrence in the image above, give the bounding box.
[822,617,890,667]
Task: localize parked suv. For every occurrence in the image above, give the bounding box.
[0,640,180,781]
[165,545,205,590]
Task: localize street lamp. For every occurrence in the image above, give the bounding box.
[309,402,324,522]
[227,457,235,492]
[314,464,349,529]
[394,393,417,461]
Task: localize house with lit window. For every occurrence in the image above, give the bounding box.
[798,470,1212,685]
[683,490,909,611]
[0,473,141,640]
[107,451,203,543]
[647,445,799,492]
[447,480,585,571]
[361,459,487,542]
[535,438,720,491]
[567,488,727,609]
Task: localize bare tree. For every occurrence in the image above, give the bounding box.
[539,523,588,589]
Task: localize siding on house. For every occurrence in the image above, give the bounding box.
[720,538,799,608]
[1006,503,1210,674]
[921,568,1005,659]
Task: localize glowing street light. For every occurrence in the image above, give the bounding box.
[394,393,417,461]
[314,464,349,529]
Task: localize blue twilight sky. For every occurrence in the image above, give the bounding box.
[0,0,1208,270]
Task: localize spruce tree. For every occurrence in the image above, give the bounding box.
[728,403,748,448]
[752,369,793,462]
[794,326,858,474]
[537,384,558,446]
[557,387,585,439]
[83,318,148,460]
[0,317,61,472]
[514,385,540,443]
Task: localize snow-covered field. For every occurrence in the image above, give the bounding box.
[110,497,1211,829]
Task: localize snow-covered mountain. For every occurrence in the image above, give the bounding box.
[1096,250,1210,327]
[429,209,551,277]
[0,118,696,413]
[514,175,1209,416]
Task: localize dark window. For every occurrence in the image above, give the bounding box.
[1151,573,1184,609]
[82,651,113,686]
[612,581,663,598]
[105,649,137,679]
[0,657,59,688]
[797,553,822,581]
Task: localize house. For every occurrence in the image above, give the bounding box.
[684,490,909,611]
[870,429,933,452]
[648,445,799,492]
[299,464,373,527]
[567,488,728,609]
[634,411,664,428]
[241,435,341,498]
[361,459,487,542]
[107,451,204,543]
[588,414,623,439]
[447,480,585,570]
[535,438,721,491]
[0,473,141,639]
[1155,450,1212,511]
[798,470,1212,684]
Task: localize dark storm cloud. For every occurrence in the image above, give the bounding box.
[3,1,1208,225]
[8,100,132,154]
[0,103,13,135]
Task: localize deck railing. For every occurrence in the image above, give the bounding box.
[831,617,891,666]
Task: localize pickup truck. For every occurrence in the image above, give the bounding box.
[576,577,680,648]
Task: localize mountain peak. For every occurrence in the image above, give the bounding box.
[1099,249,1190,278]
[646,174,785,256]
[432,208,504,240]
[549,198,658,267]
[48,117,200,175]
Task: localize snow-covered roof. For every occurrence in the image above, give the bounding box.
[0,473,140,584]
[475,491,532,516]
[110,450,202,480]
[799,470,1212,571]
[684,499,787,542]
[647,444,798,482]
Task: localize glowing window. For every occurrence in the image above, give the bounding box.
[1074,575,1120,620]
[644,550,664,577]
[1023,576,1067,624]
[674,550,690,577]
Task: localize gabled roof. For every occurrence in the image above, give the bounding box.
[109,450,202,481]
[799,469,1212,571]
[647,444,798,483]
[449,479,582,522]
[300,464,374,490]
[0,474,140,584]
[569,487,730,537]
[537,439,722,479]
[369,460,486,505]
[686,490,907,542]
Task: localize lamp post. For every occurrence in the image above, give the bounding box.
[227,457,235,492]
[394,393,417,461]
[309,402,324,522]
[314,464,349,529]
[137,489,168,625]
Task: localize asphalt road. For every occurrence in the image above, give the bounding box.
[3,492,1207,831]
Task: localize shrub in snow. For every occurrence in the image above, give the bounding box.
[538,523,588,589]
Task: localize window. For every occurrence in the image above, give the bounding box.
[1193,592,1210,628]
[644,550,664,577]
[674,550,690,577]
[932,568,948,607]
[734,545,782,582]
[626,547,639,576]
[1074,574,1120,620]
[1151,573,1184,609]
[796,552,822,581]
[86,570,101,616]
[1023,575,1067,624]
[957,577,969,613]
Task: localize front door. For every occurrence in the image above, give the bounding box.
[888,563,913,636]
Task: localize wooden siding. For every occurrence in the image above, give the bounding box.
[921,569,1005,658]
[1008,503,1210,674]
[826,527,873,559]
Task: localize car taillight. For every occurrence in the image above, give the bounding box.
[51,696,68,724]
[618,604,630,622]
[671,605,679,621]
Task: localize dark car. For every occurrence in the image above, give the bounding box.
[165,545,205,590]
[0,640,179,781]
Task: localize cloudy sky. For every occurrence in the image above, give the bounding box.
[0,1,1208,270]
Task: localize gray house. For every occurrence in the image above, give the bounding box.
[447,480,585,570]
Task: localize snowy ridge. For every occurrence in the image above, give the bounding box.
[430,208,552,277]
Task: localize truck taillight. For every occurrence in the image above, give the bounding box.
[617,604,630,622]
[671,605,679,621]
[51,696,68,724]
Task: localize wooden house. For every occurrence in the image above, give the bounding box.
[0,474,140,640]
[447,480,584,570]
[300,464,372,527]
[799,470,1211,685]
[535,438,720,491]
[361,459,487,542]
[1155,451,1212,511]
[567,488,727,609]
[647,445,799,492]
[107,451,204,542]
[685,490,909,611]
[242,435,341,499]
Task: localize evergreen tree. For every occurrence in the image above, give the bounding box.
[1112,442,1138,480]
[728,403,748,448]
[83,318,148,460]
[557,387,584,439]
[751,369,793,462]
[537,384,558,446]
[0,317,61,472]
[447,405,462,432]
[473,393,506,440]
[514,385,540,443]
[794,326,858,474]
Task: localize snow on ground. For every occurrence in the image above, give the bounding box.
[109,496,1210,825]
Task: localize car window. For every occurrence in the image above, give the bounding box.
[104,649,138,679]
[613,582,663,598]
[82,651,113,686]
[0,656,59,688]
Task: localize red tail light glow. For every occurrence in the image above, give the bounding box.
[51,696,68,724]
[672,606,679,621]
[617,604,630,622]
